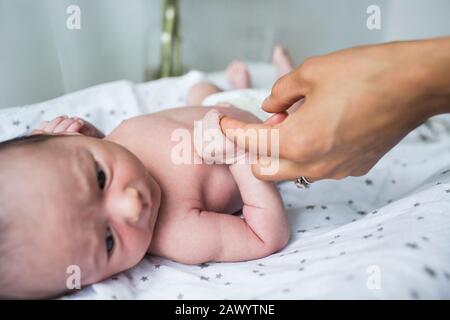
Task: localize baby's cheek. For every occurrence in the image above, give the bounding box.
[116,226,150,269]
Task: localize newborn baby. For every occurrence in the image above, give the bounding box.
[0,46,294,298]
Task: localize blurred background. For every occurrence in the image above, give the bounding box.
[0,0,449,109]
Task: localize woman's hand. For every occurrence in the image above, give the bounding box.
[220,37,450,181]
[32,115,105,138]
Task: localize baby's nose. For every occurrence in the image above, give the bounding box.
[114,187,146,225]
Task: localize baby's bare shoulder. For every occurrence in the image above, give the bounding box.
[154,105,261,124]
[116,105,259,131]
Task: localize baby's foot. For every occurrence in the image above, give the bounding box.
[272,45,294,78]
[226,60,251,90]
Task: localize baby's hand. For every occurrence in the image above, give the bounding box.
[194,109,246,165]
[32,115,105,138]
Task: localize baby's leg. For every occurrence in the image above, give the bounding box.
[226,61,251,89]
[187,82,222,105]
[272,44,294,78]
[187,60,252,105]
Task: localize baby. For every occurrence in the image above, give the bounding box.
[0,46,295,298]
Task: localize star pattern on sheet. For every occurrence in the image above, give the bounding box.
[405,242,419,249]
[424,266,437,278]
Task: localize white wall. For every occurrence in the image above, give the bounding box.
[0,0,449,108]
[0,0,162,108]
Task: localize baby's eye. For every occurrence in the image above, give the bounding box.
[97,167,106,190]
[105,227,115,256]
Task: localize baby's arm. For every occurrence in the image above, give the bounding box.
[226,162,289,258]
[201,107,289,261]
[150,188,289,264]
[150,107,289,264]
[151,165,289,264]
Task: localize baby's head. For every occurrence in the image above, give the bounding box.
[0,133,161,298]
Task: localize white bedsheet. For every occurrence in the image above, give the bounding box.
[1,70,449,299]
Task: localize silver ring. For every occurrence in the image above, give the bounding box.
[294,176,312,189]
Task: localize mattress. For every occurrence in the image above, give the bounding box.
[0,66,449,299]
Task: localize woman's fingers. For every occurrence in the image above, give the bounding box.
[264,112,288,125]
[220,116,282,157]
[250,157,317,182]
[262,70,309,113]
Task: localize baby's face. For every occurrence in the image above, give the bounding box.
[19,135,161,292]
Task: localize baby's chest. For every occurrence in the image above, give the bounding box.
[165,164,243,214]
[116,115,243,213]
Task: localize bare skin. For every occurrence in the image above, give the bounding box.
[220,37,450,181]
[20,54,289,298]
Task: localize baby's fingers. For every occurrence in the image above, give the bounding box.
[53,118,83,133]
[66,119,84,133]
[35,120,50,131]
[42,115,68,132]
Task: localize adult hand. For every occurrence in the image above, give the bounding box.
[220,37,450,181]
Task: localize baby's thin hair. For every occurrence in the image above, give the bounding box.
[0,133,60,298]
[0,133,57,151]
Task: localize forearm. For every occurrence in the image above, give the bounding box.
[229,162,289,250]
[400,37,450,117]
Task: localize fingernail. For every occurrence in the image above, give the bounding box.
[218,116,228,134]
